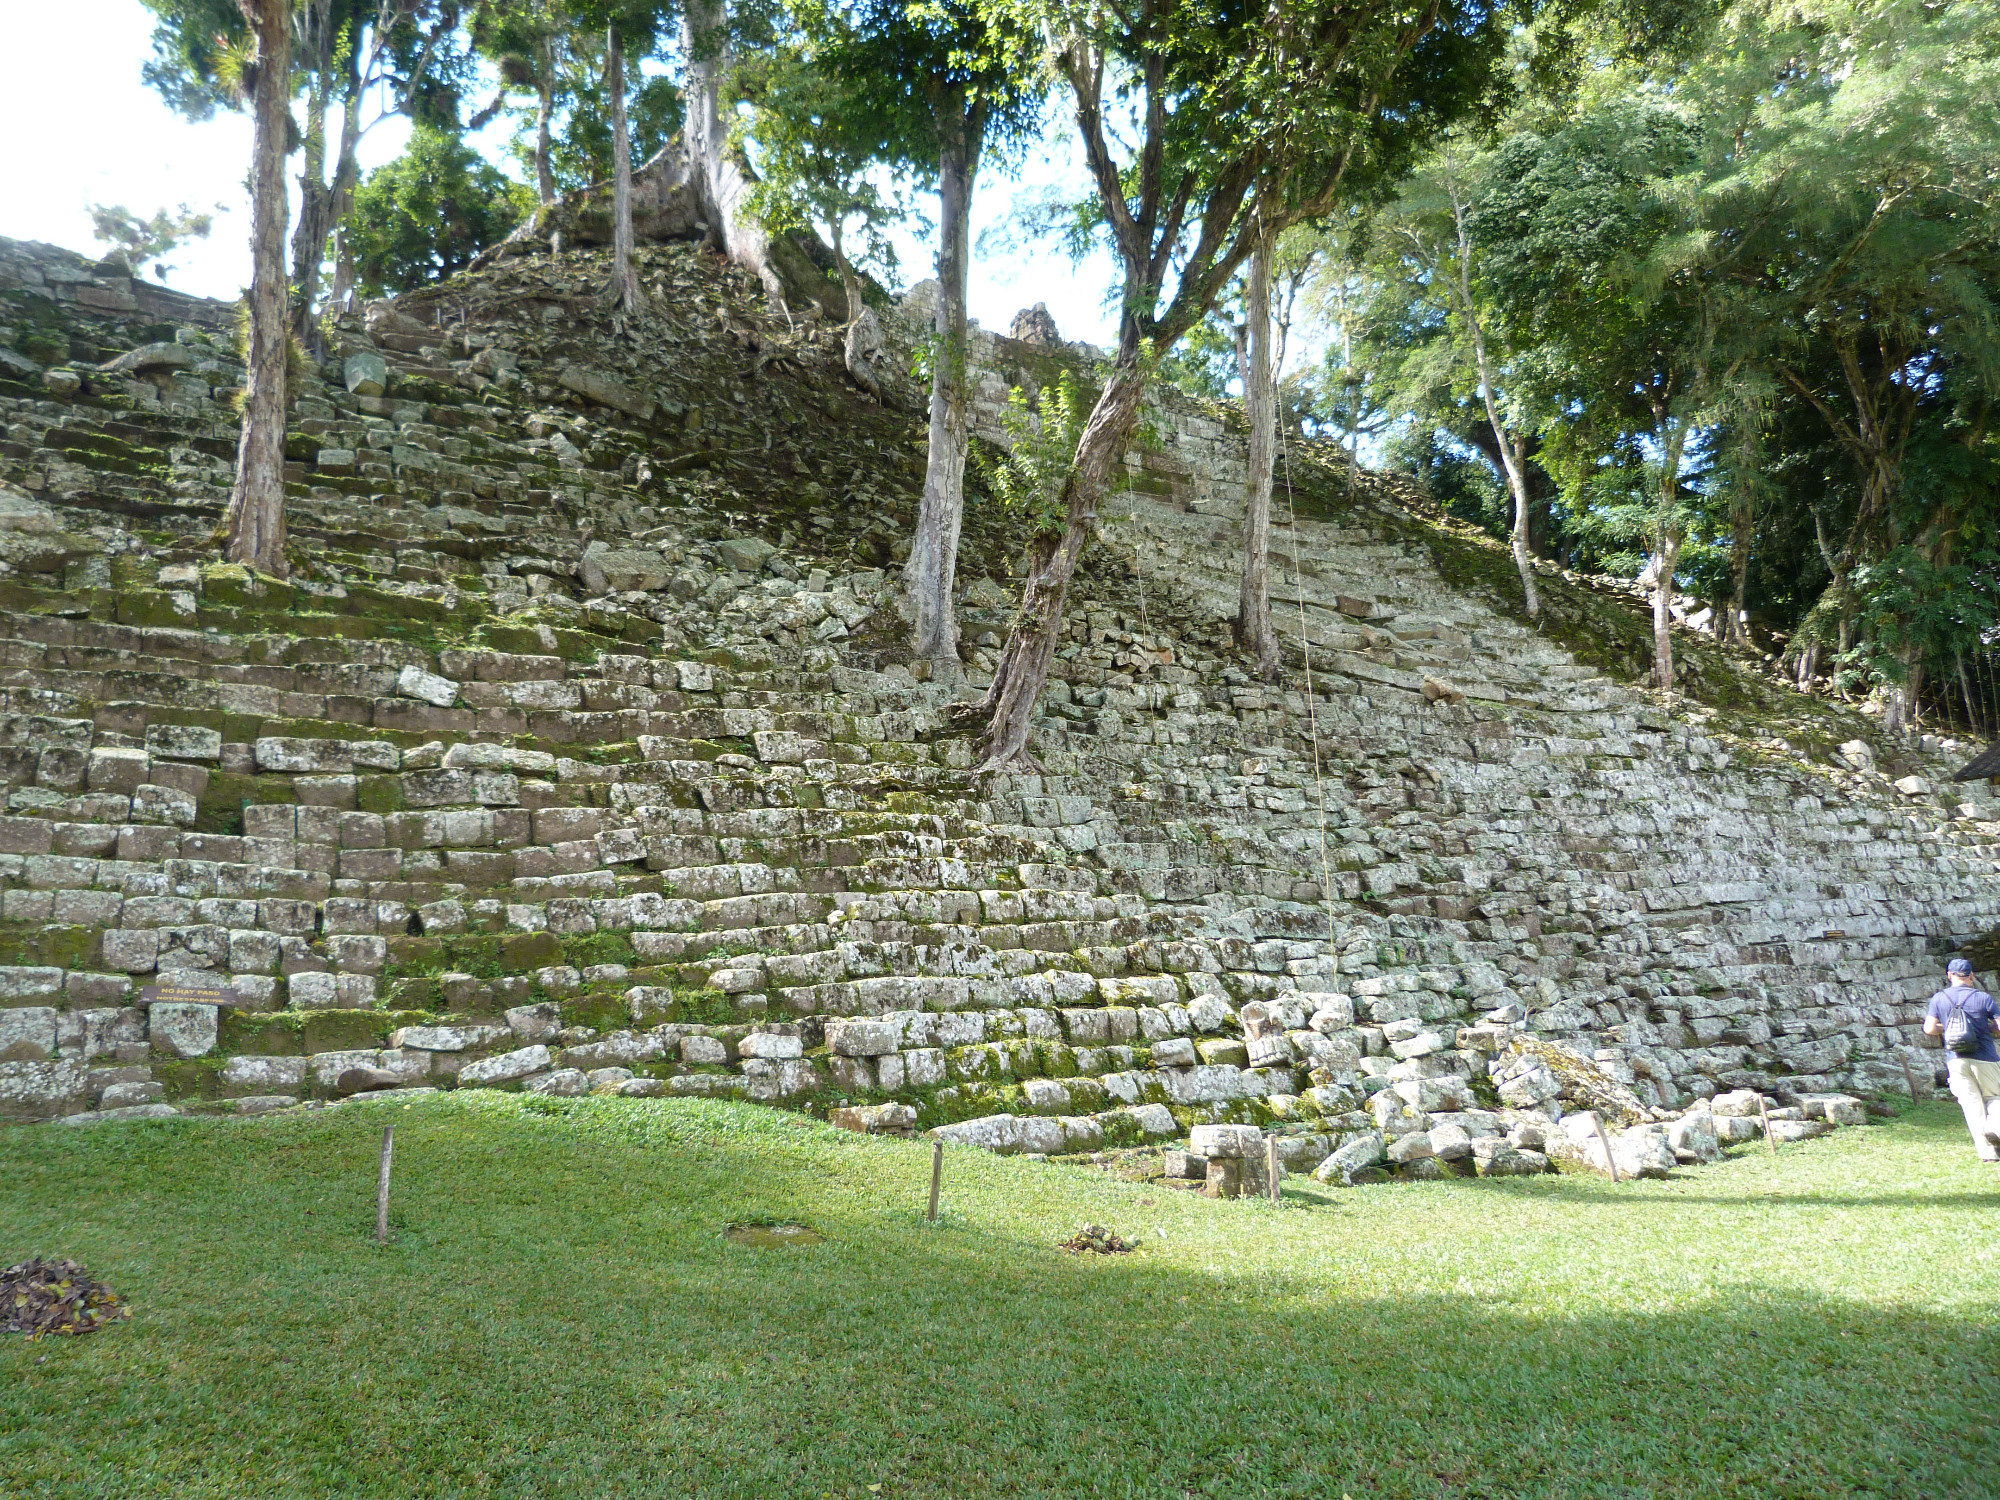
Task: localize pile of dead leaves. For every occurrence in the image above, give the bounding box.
[1060,1223,1135,1255]
[2,1258,131,1339]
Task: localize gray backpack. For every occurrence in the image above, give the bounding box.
[1945,994,1987,1057]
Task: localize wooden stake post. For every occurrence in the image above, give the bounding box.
[1758,1096,1777,1156]
[926,1140,943,1223]
[1266,1136,1282,1204]
[1590,1115,1620,1183]
[376,1125,395,1244]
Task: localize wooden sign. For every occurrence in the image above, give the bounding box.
[137,980,238,1008]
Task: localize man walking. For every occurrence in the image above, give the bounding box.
[1924,957,2000,1169]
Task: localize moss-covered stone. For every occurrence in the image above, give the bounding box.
[301,1010,394,1052]
[499,931,561,971]
[219,1013,305,1056]
[355,775,406,815]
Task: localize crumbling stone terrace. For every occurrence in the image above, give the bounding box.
[1,233,1994,1190]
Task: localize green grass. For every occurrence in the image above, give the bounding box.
[3,1097,1997,1499]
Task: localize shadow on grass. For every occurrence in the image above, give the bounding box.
[1436,1177,2000,1211]
[1,1097,1994,1500]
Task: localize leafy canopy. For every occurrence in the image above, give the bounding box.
[346,126,532,294]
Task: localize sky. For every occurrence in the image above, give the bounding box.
[0,0,1125,348]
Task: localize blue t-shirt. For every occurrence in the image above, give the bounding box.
[1928,986,2000,1064]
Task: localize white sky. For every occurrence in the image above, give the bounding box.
[0,0,1124,347]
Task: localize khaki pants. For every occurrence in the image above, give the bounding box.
[1945,1056,2000,1162]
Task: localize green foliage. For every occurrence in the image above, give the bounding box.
[738,30,921,300]
[1159,318,1239,402]
[346,127,532,295]
[1386,425,1507,535]
[1344,0,2000,712]
[980,371,1094,535]
[138,0,247,120]
[85,202,217,281]
[542,71,681,189]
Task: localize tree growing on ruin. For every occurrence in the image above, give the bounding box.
[223,0,294,578]
[739,34,918,398]
[472,0,570,215]
[1372,145,1544,621]
[142,0,469,337]
[961,0,1503,770]
[842,0,1045,666]
[756,0,1042,662]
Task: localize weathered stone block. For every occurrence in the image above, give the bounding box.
[458,1044,551,1086]
[257,738,353,774]
[828,1019,899,1056]
[394,665,459,708]
[149,1001,218,1058]
[145,724,222,762]
[0,1007,58,1062]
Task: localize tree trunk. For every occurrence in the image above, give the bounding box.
[1459,324,1537,617]
[1650,425,1687,693]
[827,221,882,401]
[1236,228,1279,677]
[474,1,839,318]
[288,64,366,343]
[974,366,1150,770]
[535,43,557,207]
[1650,533,1679,692]
[289,49,329,345]
[905,112,981,663]
[1728,491,1752,647]
[605,25,641,314]
[1447,192,1539,619]
[680,0,809,309]
[330,223,355,315]
[226,0,291,579]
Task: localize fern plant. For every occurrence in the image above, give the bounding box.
[981,371,1092,536]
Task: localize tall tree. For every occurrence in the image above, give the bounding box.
[860,0,1043,665]
[1701,0,2000,720]
[1236,223,1280,674]
[679,0,796,303]
[1367,145,1548,618]
[143,0,464,337]
[564,0,666,313]
[963,0,1500,769]
[1479,103,1731,691]
[740,33,918,396]
[1235,221,1330,674]
[605,17,641,310]
[290,1,465,336]
[471,0,568,213]
[225,0,294,577]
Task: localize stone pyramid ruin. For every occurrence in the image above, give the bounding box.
[2,233,1994,1186]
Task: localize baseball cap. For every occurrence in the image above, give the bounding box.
[1948,957,1974,975]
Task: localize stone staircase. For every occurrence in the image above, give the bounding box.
[2,233,1995,1189]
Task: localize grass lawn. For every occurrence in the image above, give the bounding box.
[3,1094,1997,1500]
